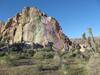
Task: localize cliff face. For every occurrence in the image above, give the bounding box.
[0,20,5,39]
[0,7,72,51]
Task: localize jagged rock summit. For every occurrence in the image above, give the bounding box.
[0,7,72,51]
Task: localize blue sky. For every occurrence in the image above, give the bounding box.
[0,0,100,38]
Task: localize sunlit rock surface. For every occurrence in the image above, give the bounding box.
[0,7,72,51]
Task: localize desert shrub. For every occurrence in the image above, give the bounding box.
[39,47,53,52]
[33,48,54,60]
[17,52,31,59]
[61,48,80,59]
[8,46,18,52]
[0,52,5,57]
[8,43,23,52]
[0,42,8,58]
[22,49,34,57]
[0,55,11,67]
[0,41,7,47]
[5,43,35,59]
[87,53,100,75]
[0,41,8,56]
[32,58,59,71]
[44,51,54,59]
[60,58,88,75]
[33,51,45,59]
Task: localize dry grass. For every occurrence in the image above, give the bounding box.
[0,65,61,75]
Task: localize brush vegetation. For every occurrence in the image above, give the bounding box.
[0,28,100,75]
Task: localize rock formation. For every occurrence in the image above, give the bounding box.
[0,7,72,51]
[0,20,5,39]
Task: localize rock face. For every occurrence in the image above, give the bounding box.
[0,20,5,39]
[0,20,4,32]
[0,7,72,51]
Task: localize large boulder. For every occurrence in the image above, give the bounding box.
[0,7,72,51]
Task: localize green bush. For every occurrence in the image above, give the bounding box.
[0,55,11,67]
[0,52,5,57]
[33,51,45,59]
[33,48,55,60]
[0,41,7,47]
[40,47,53,52]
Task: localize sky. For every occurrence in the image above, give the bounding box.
[0,0,100,38]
